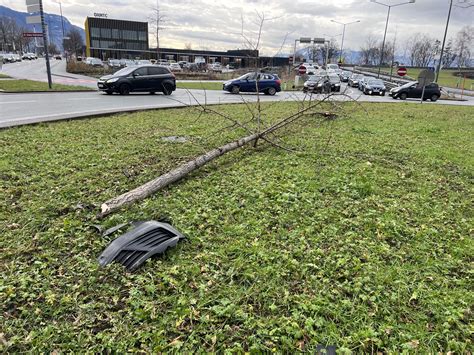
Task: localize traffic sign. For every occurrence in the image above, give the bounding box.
[298,65,307,75]
[23,32,43,38]
[26,15,41,24]
[27,4,40,12]
[397,67,407,76]
[289,55,294,63]
[418,69,435,87]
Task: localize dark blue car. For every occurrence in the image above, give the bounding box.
[223,72,281,95]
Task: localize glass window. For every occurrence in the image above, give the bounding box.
[101,28,111,38]
[112,29,121,39]
[90,27,100,37]
[149,67,169,75]
[123,30,137,40]
[91,40,100,48]
[134,67,148,76]
[138,31,147,41]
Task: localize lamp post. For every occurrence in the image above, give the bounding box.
[330,19,360,64]
[55,1,66,52]
[435,0,473,82]
[370,0,415,78]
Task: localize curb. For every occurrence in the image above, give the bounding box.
[0,89,97,94]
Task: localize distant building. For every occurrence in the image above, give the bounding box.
[85,17,149,59]
[84,16,289,67]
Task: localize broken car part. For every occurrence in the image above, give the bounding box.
[98,221,186,271]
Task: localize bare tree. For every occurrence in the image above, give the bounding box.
[0,17,31,53]
[360,35,379,65]
[184,42,192,50]
[455,26,473,67]
[48,42,58,55]
[63,28,84,57]
[442,38,457,68]
[148,0,166,59]
[406,34,440,67]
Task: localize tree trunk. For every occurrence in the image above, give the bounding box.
[100,132,260,217]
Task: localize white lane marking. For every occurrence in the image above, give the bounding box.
[66,97,101,101]
[1,100,38,104]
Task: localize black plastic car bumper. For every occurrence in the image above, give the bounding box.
[97,81,117,91]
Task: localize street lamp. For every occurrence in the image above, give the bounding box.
[436,0,473,82]
[330,19,360,64]
[370,0,416,78]
[54,0,66,53]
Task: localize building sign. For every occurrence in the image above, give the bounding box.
[94,13,108,18]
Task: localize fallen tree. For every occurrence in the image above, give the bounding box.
[99,97,338,217]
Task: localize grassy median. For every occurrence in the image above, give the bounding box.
[0,73,11,78]
[1,102,473,352]
[0,79,93,92]
[177,81,223,91]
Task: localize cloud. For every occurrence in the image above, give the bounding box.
[4,0,473,55]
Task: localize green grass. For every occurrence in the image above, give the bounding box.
[405,68,473,90]
[1,102,473,352]
[176,81,223,91]
[378,67,474,90]
[0,79,93,92]
[0,73,11,78]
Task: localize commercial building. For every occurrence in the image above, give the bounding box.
[85,17,149,59]
[84,16,289,67]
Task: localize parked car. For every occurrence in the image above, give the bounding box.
[348,73,364,87]
[169,63,183,72]
[22,52,37,60]
[226,63,236,70]
[303,72,341,93]
[54,54,62,60]
[136,60,152,65]
[339,70,351,82]
[11,54,21,62]
[208,63,222,72]
[363,78,386,96]
[390,81,441,101]
[2,53,15,63]
[120,59,136,67]
[223,72,281,95]
[108,59,122,68]
[97,65,176,95]
[85,57,103,67]
[303,74,328,93]
[178,61,189,68]
[358,76,371,91]
[326,63,340,71]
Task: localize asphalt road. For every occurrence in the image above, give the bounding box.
[1,58,99,88]
[1,60,473,129]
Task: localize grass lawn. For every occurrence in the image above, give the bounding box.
[378,67,474,90]
[0,79,93,92]
[177,81,223,91]
[1,102,473,352]
[0,73,11,78]
[405,68,474,90]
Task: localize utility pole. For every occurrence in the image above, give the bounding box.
[370,0,415,78]
[58,0,65,52]
[331,20,360,64]
[39,0,52,88]
[436,0,453,83]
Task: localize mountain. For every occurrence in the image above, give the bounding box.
[0,5,85,50]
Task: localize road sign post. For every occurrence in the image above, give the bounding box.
[37,0,52,89]
[397,67,407,77]
[418,69,435,104]
[23,32,43,38]
[298,65,307,75]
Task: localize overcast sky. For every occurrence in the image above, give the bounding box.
[4,0,474,55]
